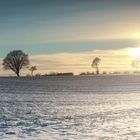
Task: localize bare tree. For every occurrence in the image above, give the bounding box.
[131,58,140,68]
[3,50,29,77]
[91,57,101,74]
[29,66,37,76]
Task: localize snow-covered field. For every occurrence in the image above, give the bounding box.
[0,75,140,140]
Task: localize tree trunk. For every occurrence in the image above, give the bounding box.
[31,71,33,76]
[16,71,20,77]
[96,64,99,74]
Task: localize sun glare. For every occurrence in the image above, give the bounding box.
[130,48,140,57]
[131,32,140,39]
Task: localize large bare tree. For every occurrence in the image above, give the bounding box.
[91,57,101,74]
[3,50,29,77]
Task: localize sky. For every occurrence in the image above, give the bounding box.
[0,0,140,75]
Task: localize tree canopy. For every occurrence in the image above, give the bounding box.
[3,50,29,77]
[29,66,37,76]
[91,57,101,74]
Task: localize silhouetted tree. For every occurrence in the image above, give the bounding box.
[29,66,37,76]
[3,50,29,77]
[91,57,101,74]
[131,58,140,68]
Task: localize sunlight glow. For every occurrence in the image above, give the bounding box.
[130,48,140,57]
[131,32,140,39]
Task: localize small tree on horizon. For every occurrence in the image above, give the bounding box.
[29,66,37,76]
[91,57,101,74]
[3,50,29,77]
[131,57,140,68]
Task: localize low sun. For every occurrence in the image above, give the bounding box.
[130,48,140,57]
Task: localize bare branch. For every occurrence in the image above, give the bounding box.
[3,50,29,77]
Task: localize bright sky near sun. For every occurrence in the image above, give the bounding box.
[0,0,140,75]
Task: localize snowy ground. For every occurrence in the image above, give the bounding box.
[0,75,140,140]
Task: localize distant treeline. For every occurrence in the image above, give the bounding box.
[25,71,140,77]
[44,72,74,76]
[26,72,74,77]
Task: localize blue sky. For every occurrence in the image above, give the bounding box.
[0,0,140,75]
[0,0,140,56]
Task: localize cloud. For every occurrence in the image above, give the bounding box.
[27,48,136,75]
